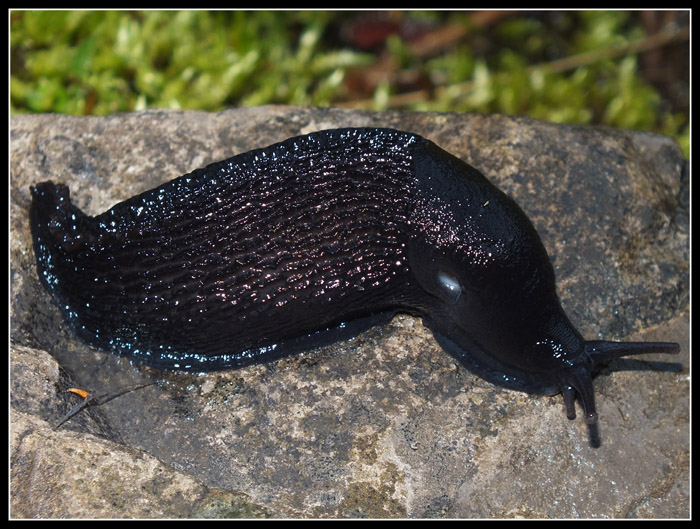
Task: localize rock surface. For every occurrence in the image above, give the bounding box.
[10,107,689,518]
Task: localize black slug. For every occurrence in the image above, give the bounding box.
[29,127,679,425]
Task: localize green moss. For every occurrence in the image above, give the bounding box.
[10,10,687,156]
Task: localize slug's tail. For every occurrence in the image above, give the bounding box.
[561,340,680,425]
[29,181,95,296]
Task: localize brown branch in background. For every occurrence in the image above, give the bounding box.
[545,25,690,73]
[342,11,513,102]
[340,23,689,110]
[409,11,514,58]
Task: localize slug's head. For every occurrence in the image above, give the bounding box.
[407,140,680,424]
[421,262,680,424]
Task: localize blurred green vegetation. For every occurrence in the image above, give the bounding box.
[10,10,688,156]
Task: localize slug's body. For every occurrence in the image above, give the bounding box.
[30,128,678,424]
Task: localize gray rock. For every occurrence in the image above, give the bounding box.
[10,107,689,519]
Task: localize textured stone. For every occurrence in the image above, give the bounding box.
[10,107,689,518]
[10,400,273,518]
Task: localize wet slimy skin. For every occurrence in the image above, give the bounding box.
[30,128,679,424]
